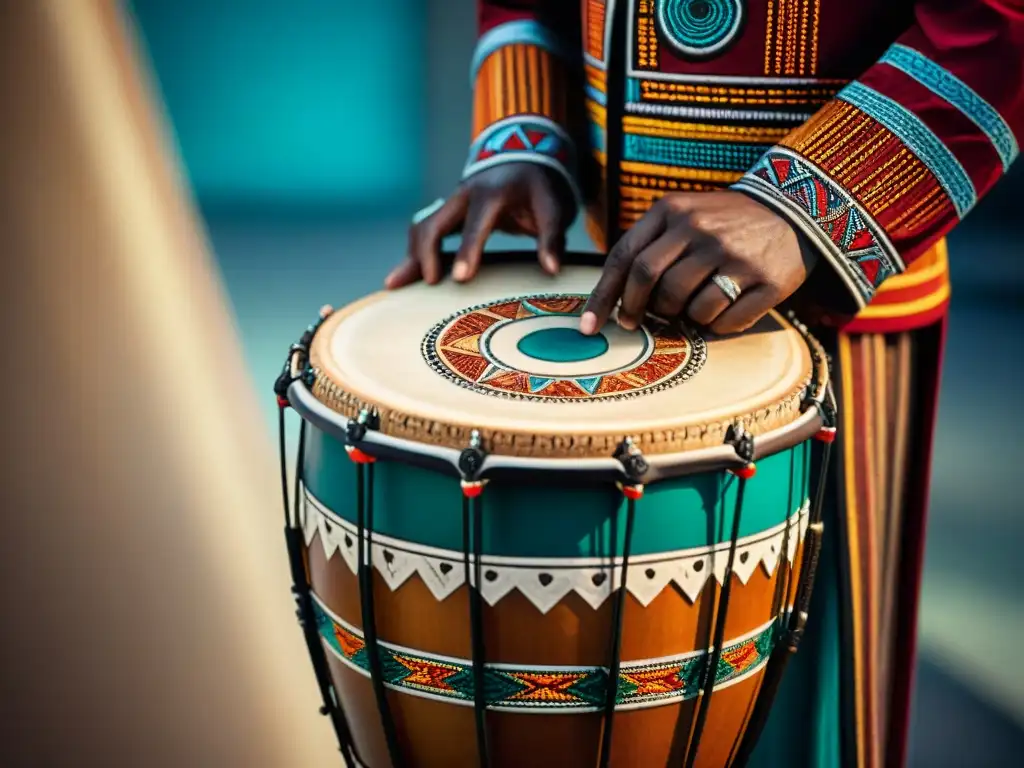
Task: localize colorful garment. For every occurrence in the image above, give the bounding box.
[464,3,1022,767]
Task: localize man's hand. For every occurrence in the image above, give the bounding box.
[580,191,817,336]
[385,163,571,289]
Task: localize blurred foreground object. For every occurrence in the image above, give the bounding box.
[0,2,335,764]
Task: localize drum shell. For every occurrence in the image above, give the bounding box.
[300,425,812,768]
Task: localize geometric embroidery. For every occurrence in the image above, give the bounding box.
[303,487,810,613]
[471,123,570,166]
[421,293,706,401]
[837,81,976,217]
[462,117,579,204]
[655,0,745,59]
[313,596,778,712]
[880,43,1019,171]
[734,148,905,307]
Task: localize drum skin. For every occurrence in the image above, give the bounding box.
[300,428,811,768]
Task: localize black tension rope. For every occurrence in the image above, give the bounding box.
[684,425,756,768]
[596,438,647,768]
[731,385,837,768]
[274,306,360,768]
[460,431,491,768]
[348,410,406,768]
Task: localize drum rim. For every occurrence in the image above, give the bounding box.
[292,309,828,479]
[307,303,826,461]
[287,377,825,483]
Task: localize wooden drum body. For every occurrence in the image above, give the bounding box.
[277,261,833,768]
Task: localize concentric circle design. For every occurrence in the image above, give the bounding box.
[516,327,608,363]
[656,0,744,59]
[421,294,706,401]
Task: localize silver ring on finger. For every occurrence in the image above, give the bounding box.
[711,274,742,304]
[411,197,446,225]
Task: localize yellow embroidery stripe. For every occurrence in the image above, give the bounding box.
[638,81,841,96]
[838,334,867,768]
[623,116,789,142]
[621,183,719,199]
[857,282,950,319]
[622,161,744,184]
[766,0,822,76]
[874,240,947,291]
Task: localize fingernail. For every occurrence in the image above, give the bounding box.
[618,316,637,331]
[452,262,468,281]
[540,252,559,274]
[580,312,597,335]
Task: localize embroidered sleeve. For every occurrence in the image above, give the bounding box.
[467,2,583,212]
[733,2,1023,313]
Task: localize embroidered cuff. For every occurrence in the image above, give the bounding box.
[463,116,582,214]
[733,148,904,312]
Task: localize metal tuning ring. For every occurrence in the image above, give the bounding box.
[458,430,488,481]
[346,408,380,443]
[726,422,755,465]
[613,437,649,484]
[275,307,336,400]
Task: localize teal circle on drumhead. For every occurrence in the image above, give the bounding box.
[516,327,609,363]
[658,0,743,57]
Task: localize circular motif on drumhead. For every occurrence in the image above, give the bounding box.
[421,294,706,401]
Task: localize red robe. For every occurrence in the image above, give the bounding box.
[464,2,1023,766]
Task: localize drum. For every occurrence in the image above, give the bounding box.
[274,256,835,768]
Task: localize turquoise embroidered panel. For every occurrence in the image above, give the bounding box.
[623,135,768,170]
[880,43,1019,171]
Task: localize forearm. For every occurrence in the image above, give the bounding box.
[466,2,584,210]
[733,1,1023,315]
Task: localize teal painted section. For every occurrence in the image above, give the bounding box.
[127,1,425,210]
[748,502,842,767]
[516,328,609,363]
[302,426,810,557]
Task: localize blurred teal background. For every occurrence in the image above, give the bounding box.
[128,3,1024,765]
[128,1,427,215]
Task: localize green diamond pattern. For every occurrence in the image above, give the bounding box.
[311,602,776,711]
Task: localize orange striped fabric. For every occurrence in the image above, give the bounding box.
[472,44,569,141]
[837,329,916,768]
[584,0,607,63]
[764,0,823,76]
[781,102,955,243]
[637,79,839,107]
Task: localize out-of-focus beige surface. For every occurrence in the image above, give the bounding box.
[0,2,336,765]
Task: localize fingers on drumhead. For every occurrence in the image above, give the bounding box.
[532,190,565,276]
[407,191,469,285]
[452,194,505,282]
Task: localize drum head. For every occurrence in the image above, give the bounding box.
[309,264,815,458]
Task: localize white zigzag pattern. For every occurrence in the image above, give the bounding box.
[301,487,809,615]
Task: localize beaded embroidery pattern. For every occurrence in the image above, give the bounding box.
[421,293,706,402]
